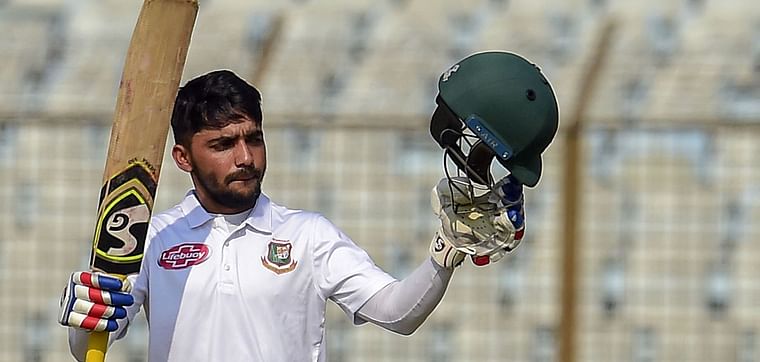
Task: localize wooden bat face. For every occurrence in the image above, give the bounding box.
[91,160,158,275]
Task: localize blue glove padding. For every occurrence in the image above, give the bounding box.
[58,271,133,332]
[499,174,525,240]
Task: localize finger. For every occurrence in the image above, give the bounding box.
[507,208,525,229]
[506,174,522,186]
[72,299,128,319]
[72,271,125,292]
[66,311,119,332]
[58,284,76,326]
[514,227,525,241]
[73,285,134,307]
[500,186,523,204]
[471,255,490,266]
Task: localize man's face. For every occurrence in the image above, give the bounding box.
[179,117,267,214]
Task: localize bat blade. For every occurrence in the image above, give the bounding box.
[86,0,198,360]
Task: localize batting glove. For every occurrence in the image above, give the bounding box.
[430,175,526,268]
[429,231,467,269]
[59,271,134,332]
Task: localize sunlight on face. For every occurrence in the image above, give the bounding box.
[188,118,267,213]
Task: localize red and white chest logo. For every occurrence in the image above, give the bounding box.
[158,243,211,270]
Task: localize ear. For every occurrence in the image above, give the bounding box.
[172,144,193,173]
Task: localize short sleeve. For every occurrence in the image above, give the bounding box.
[311,215,396,323]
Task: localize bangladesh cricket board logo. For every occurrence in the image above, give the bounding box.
[158,243,211,270]
[261,239,297,275]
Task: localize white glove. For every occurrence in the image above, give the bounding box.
[430,175,526,268]
[58,271,133,332]
[429,232,467,269]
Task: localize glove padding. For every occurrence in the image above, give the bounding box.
[430,175,526,268]
[429,232,467,269]
[59,271,134,332]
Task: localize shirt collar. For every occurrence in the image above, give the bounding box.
[244,193,273,234]
[179,190,273,234]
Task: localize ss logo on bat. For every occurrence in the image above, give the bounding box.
[106,204,150,256]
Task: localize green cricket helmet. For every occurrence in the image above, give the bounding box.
[430,51,559,188]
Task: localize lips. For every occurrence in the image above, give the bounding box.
[226,170,261,184]
[234,175,255,181]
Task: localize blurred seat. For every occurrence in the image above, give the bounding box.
[0,7,53,112]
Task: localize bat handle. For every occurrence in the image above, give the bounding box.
[86,331,109,362]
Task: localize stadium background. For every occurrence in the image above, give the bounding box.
[1,0,760,361]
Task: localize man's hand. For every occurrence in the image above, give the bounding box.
[430,175,526,268]
[59,271,134,332]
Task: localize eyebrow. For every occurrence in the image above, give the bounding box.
[207,130,263,144]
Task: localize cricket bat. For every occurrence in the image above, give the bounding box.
[86,0,198,361]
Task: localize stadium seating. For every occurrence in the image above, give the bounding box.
[0,0,758,360]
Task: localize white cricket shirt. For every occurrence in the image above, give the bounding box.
[120,191,396,361]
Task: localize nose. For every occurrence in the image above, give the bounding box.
[233,140,254,167]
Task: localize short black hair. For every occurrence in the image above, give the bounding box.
[171,70,263,146]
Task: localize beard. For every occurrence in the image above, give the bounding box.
[193,166,265,212]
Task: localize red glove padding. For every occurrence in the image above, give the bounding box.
[58,271,133,332]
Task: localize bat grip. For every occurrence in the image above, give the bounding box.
[86,330,109,361]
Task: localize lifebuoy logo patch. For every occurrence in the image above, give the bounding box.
[158,243,211,270]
